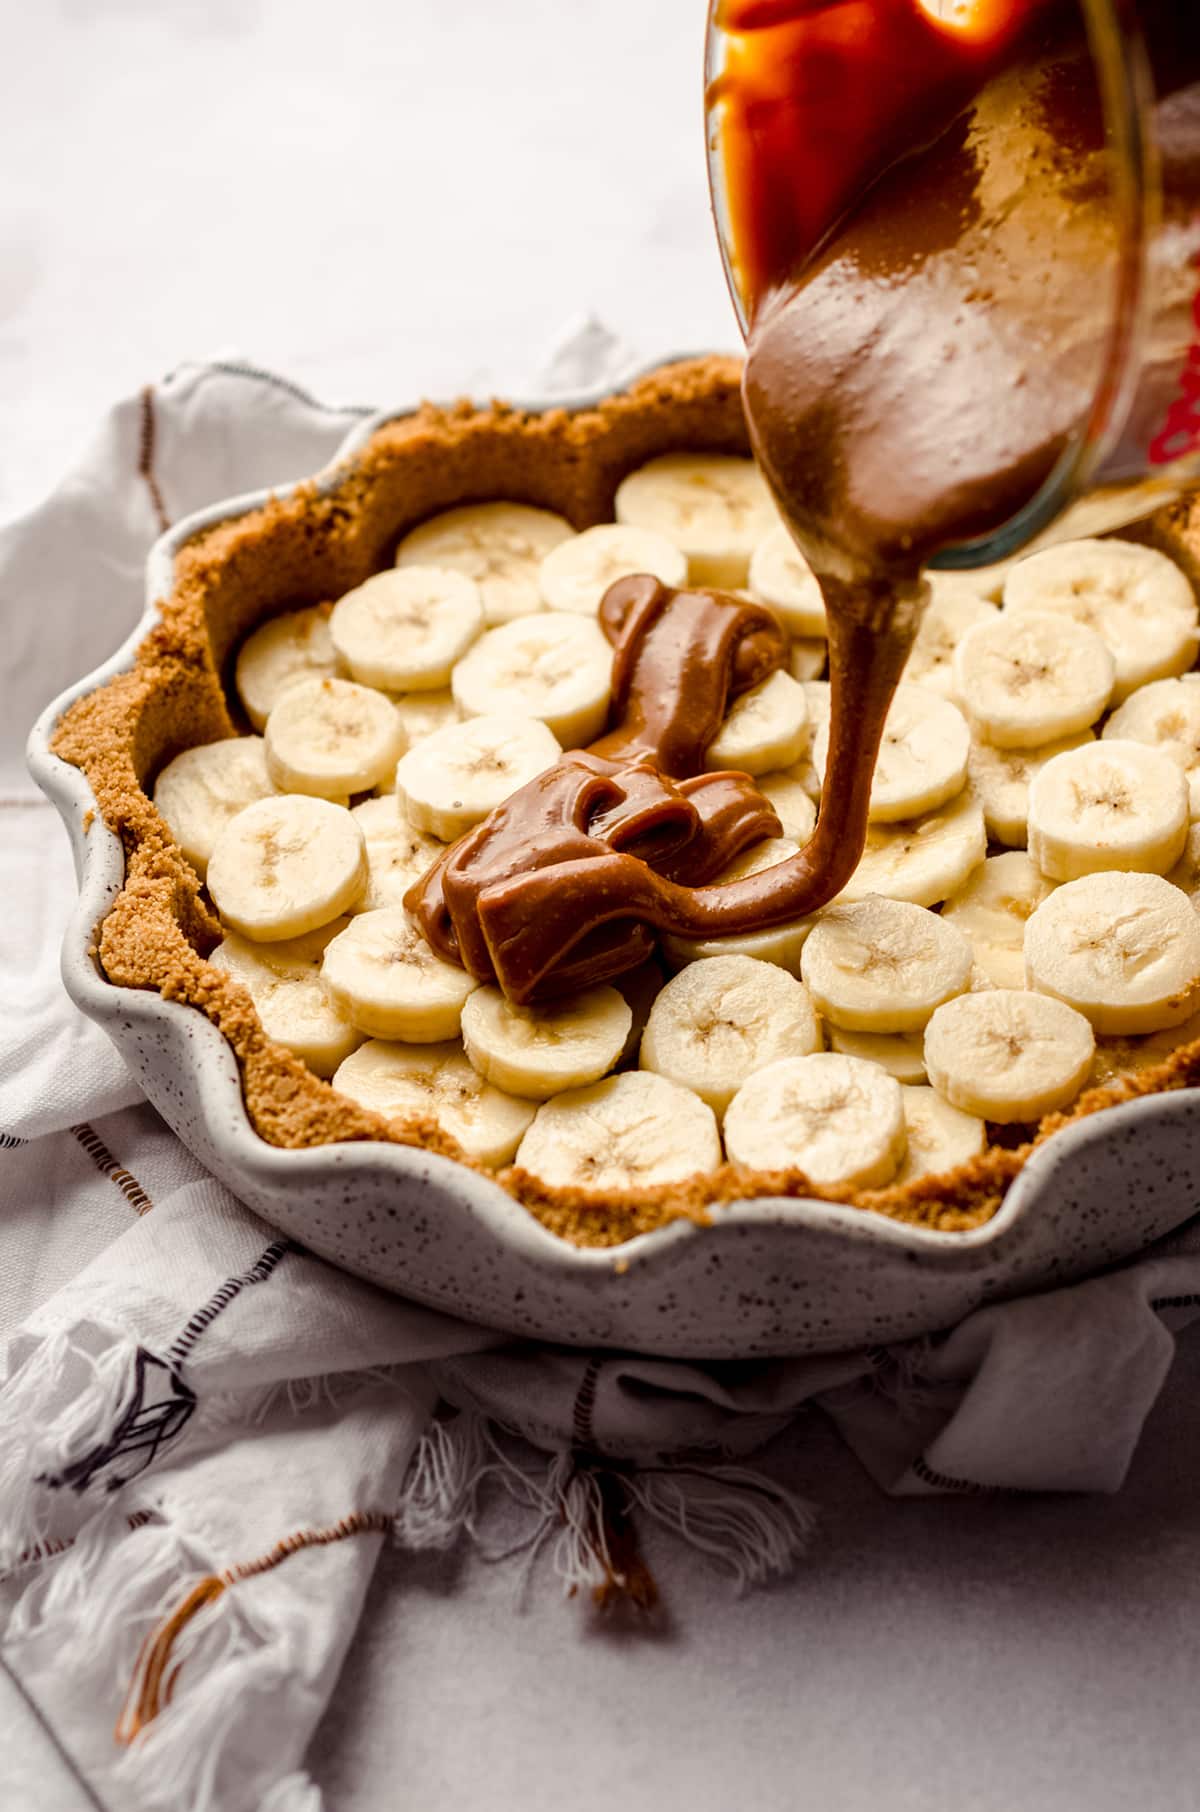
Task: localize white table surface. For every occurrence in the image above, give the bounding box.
[5,4,1198,1808]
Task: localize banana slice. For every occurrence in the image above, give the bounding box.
[942,851,1056,989]
[514,1071,722,1191]
[395,713,561,841]
[1003,538,1199,703]
[1027,739,1188,882]
[614,453,775,588]
[451,612,612,747]
[724,1052,905,1187]
[264,676,404,799]
[662,837,816,975]
[395,502,575,625]
[460,982,632,1100]
[322,908,478,1040]
[1168,822,1200,902]
[924,988,1094,1122]
[235,606,339,732]
[838,788,987,909]
[794,680,830,798]
[1024,871,1200,1034]
[747,525,827,637]
[207,795,366,941]
[537,523,687,615]
[895,1085,988,1183]
[966,728,1095,847]
[350,796,444,911]
[800,896,972,1033]
[756,768,817,842]
[153,736,279,879]
[210,922,361,1077]
[1092,1008,1200,1086]
[902,591,998,702]
[813,683,969,823]
[1104,675,1200,817]
[926,562,1009,606]
[953,610,1114,748]
[639,953,821,1118]
[329,567,484,691]
[706,669,808,776]
[372,690,461,795]
[332,1039,535,1166]
[827,1025,926,1084]
[614,959,667,1065]
[788,639,828,683]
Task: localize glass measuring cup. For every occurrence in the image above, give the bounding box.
[705,0,1200,571]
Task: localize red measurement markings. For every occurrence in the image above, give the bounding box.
[1149,248,1200,466]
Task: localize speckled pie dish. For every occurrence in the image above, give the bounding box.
[28,357,1200,1357]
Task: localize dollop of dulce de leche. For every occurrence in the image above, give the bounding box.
[407,571,919,1002]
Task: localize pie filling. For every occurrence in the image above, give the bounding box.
[52,358,1200,1248]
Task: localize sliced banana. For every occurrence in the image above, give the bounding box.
[1024,871,1200,1035]
[1003,538,1199,703]
[514,1071,722,1192]
[537,523,686,615]
[723,1052,905,1187]
[235,606,339,732]
[788,639,828,683]
[924,988,1094,1122]
[451,612,612,747]
[460,983,631,1100]
[1091,1009,1200,1086]
[1104,675,1200,817]
[1027,739,1188,882]
[747,525,827,637]
[614,453,775,588]
[966,728,1095,847]
[902,591,998,702]
[756,768,817,842]
[706,669,808,776]
[350,796,444,911]
[813,683,969,823]
[925,562,1009,606]
[942,852,1056,989]
[801,896,972,1033]
[662,837,815,975]
[329,567,484,691]
[210,922,361,1077]
[332,1039,535,1166]
[264,676,403,799]
[395,713,561,841]
[153,736,278,879]
[207,795,366,941]
[322,908,478,1040]
[639,953,821,1118]
[895,1085,988,1183]
[372,690,461,795]
[953,610,1114,748]
[794,680,831,798]
[838,787,987,909]
[610,960,665,1066]
[395,502,575,625]
[827,1025,926,1084]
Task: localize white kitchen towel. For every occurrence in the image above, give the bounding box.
[3,345,1200,1812]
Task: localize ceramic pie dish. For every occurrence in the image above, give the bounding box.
[27,355,1200,1358]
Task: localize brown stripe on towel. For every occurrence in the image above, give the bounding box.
[69,1123,153,1215]
[116,1509,391,1742]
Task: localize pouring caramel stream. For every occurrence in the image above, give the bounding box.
[411,0,1200,1003]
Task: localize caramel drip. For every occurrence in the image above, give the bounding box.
[408,574,918,1002]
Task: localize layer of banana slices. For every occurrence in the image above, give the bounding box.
[150,457,1200,1199]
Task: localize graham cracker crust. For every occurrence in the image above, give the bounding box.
[51,355,1200,1248]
